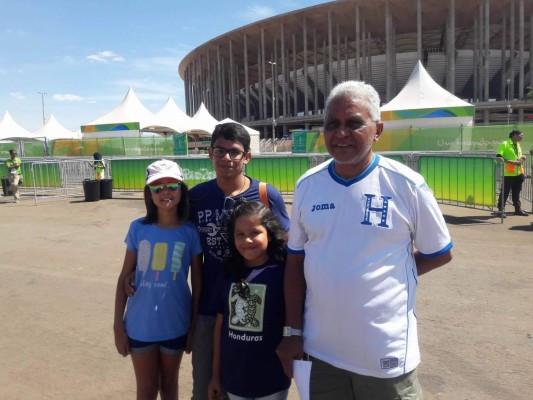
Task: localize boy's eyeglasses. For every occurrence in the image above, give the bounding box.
[212,147,247,160]
[148,183,181,194]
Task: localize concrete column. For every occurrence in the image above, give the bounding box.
[484,0,490,123]
[484,0,490,102]
[328,10,333,94]
[313,28,318,114]
[303,17,309,115]
[244,34,250,121]
[448,0,455,93]
[518,0,524,121]
[417,0,422,62]
[473,18,479,102]
[501,15,507,100]
[281,23,287,119]
[355,4,361,80]
[229,40,236,119]
[293,34,298,116]
[386,0,393,101]
[510,1,515,100]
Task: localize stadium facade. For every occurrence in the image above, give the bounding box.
[179,0,533,137]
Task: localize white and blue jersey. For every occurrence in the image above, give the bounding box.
[124,219,202,341]
[288,154,453,378]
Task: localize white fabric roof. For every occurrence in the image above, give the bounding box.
[381,61,473,111]
[142,97,196,135]
[0,111,39,140]
[218,118,260,153]
[86,87,155,127]
[191,102,219,134]
[33,114,81,140]
[381,61,474,128]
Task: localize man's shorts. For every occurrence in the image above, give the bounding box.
[309,354,423,400]
[128,334,187,356]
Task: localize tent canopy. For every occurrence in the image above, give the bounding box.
[191,102,219,135]
[381,61,475,129]
[142,96,196,136]
[33,114,80,140]
[0,111,40,140]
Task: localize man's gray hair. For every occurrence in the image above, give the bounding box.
[325,81,381,122]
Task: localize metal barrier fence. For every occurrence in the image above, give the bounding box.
[12,152,532,212]
[28,159,111,204]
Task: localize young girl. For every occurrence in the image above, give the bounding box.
[114,159,202,400]
[208,200,290,400]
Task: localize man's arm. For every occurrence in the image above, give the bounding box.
[415,250,452,276]
[276,252,306,378]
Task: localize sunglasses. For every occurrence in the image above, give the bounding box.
[148,183,181,194]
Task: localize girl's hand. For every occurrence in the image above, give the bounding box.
[114,324,129,357]
[207,377,223,400]
[124,271,136,297]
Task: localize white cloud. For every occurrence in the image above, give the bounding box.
[53,93,84,102]
[9,92,25,100]
[86,50,125,63]
[242,5,275,21]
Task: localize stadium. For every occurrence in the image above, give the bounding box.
[179,0,533,139]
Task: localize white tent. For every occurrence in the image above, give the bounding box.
[191,102,219,134]
[142,97,196,136]
[0,111,38,140]
[381,61,475,129]
[218,118,260,154]
[33,114,81,140]
[82,88,156,137]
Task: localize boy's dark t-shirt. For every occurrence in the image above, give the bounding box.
[189,177,289,316]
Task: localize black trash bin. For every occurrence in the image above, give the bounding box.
[1,178,9,196]
[83,179,100,202]
[100,179,113,199]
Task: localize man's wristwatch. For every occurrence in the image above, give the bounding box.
[283,326,303,337]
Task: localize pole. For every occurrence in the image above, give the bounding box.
[268,61,276,153]
[37,91,46,125]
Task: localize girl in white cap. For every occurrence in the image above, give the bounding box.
[114,159,202,400]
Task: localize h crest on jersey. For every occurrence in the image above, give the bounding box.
[361,194,392,228]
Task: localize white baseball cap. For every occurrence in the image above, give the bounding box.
[145,159,184,185]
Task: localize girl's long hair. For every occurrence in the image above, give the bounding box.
[223,200,287,281]
[142,182,190,225]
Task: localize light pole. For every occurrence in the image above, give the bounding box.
[506,77,512,125]
[267,61,276,152]
[37,91,46,125]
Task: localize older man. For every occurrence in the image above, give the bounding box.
[277,81,453,399]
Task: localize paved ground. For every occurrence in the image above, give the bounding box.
[0,191,531,399]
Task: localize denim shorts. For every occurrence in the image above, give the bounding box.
[128,334,187,356]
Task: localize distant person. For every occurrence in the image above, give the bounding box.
[276,81,453,399]
[114,159,202,400]
[496,130,528,217]
[208,200,290,400]
[5,149,22,203]
[90,152,106,180]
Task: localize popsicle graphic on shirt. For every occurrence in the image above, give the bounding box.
[151,242,168,281]
[171,242,185,280]
[138,240,151,278]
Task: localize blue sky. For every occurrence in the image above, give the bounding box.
[1,0,325,132]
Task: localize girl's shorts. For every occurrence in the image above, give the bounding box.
[128,334,187,356]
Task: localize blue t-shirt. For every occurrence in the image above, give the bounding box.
[124,218,202,341]
[215,261,290,397]
[189,177,289,316]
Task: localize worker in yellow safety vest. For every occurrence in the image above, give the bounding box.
[496,130,528,217]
